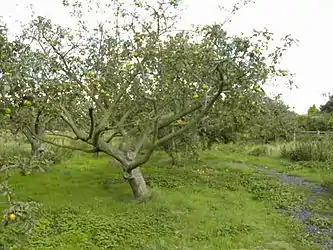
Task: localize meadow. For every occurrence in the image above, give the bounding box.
[0,134,332,250]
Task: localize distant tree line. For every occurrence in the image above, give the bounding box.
[299,95,333,132]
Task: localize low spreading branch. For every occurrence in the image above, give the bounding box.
[88,107,94,140]
[60,106,87,140]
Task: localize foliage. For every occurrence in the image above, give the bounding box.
[157,123,201,166]
[297,113,333,131]
[320,95,333,113]
[0,20,56,156]
[245,96,298,143]
[0,134,75,248]
[0,154,44,248]
[1,0,297,199]
[307,104,318,114]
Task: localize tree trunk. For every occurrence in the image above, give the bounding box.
[127,168,151,201]
[31,140,43,156]
[22,128,44,156]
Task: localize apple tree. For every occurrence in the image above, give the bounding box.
[244,95,298,143]
[0,25,63,156]
[15,0,297,200]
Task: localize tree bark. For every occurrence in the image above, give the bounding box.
[30,140,43,156]
[127,168,151,201]
[23,129,44,157]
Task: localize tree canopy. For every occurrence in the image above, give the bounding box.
[0,0,297,199]
[320,95,333,113]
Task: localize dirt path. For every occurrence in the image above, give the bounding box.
[229,161,333,250]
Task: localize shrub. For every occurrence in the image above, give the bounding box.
[280,140,333,162]
[248,145,272,157]
[41,145,74,165]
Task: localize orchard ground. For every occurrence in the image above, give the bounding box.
[0,135,332,249]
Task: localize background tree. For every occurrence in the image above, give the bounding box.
[0,26,61,156]
[307,104,319,114]
[245,95,298,143]
[320,95,333,113]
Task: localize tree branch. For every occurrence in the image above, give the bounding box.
[88,107,94,140]
[97,139,129,166]
[127,63,226,171]
[38,136,95,153]
[105,131,121,143]
[45,132,78,141]
[34,109,43,135]
[60,106,87,140]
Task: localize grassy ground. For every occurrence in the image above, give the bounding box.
[1,142,332,249]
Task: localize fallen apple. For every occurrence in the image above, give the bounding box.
[8,213,15,221]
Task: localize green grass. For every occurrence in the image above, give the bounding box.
[1,144,332,249]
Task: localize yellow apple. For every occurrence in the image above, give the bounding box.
[254,48,260,54]
[177,119,183,124]
[201,84,208,90]
[133,51,139,57]
[5,108,11,114]
[134,35,141,42]
[5,114,10,119]
[251,101,256,105]
[8,213,15,221]
[253,85,261,92]
[49,41,57,46]
[193,94,199,99]
[105,93,110,97]
[23,100,32,107]
[281,71,288,76]
[135,1,143,7]
[100,90,106,94]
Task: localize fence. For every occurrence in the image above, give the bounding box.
[293,130,333,144]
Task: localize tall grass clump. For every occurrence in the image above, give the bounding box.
[247,145,273,157]
[281,139,333,162]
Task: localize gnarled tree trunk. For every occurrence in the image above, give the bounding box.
[30,139,43,156]
[23,128,44,156]
[126,168,150,201]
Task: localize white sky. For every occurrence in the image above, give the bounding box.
[1,0,332,114]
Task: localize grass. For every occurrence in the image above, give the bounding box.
[1,142,332,249]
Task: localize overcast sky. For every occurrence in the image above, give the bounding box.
[1,0,332,114]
